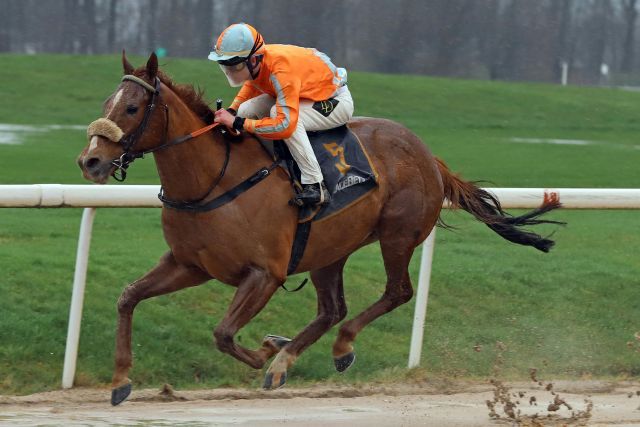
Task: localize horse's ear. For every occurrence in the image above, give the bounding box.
[122,50,134,75]
[146,52,158,80]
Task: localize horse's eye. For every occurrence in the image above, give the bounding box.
[126,105,138,115]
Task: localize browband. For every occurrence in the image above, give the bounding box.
[122,75,157,93]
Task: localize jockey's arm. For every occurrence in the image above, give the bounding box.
[241,72,301,140]
[229,82,262,112]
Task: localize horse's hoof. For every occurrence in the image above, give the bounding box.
[334,352,356,373]
[263,371,287,390]
[111,382,132,406]
[264,334,291,350]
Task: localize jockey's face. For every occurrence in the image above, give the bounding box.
[218,56,261,87]
[219,61,251,87]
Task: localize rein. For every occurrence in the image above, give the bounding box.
[101,74,278,212]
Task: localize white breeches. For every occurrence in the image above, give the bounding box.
[237,85,354,184]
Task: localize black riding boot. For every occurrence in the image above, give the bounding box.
[295,182,331,207]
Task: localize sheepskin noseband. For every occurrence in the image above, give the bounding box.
[87,118,124,143]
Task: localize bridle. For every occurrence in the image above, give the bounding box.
[102,74,279,212]
[110,75,165,181]
[110,74,225,182]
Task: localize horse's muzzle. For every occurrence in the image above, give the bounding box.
[77,152,113,184]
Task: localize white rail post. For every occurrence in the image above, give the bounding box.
[408,228,436,368]
[561,61,569,86]
[62,207,97,389]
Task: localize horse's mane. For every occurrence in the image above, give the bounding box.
[132,67,215,125]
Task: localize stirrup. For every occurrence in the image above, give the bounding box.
[320,182,330,205]
[294,183,328,207]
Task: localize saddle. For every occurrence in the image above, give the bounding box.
[263,125,378,221]
[259,124,379,274]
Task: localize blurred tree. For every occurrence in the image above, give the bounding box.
[145,0,157,54]
[431,0,476,76]
[196,0,214,55]
[80,0,97,54]
[0,0,14,51]
[62,0,79,53]
[107,0,119,52]
[583,0,613,83]
[551,0,574,82]
[4,0,640,85]
[621,0,638,73]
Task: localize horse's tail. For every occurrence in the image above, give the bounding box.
[435,158,564,253]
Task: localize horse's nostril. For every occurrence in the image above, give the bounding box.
[85,157,101,170]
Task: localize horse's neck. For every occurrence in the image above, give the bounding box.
[152,93,225,201]
[152,91,269,202]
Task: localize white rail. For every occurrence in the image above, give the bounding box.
[3,185,640,209]
[1,185,639,387]
[0,184,162,207]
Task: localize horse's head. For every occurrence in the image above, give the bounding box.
[77,52,167,183]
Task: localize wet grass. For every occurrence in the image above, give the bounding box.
[0,54,639,395]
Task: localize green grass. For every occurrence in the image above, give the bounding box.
[0,54,639,395]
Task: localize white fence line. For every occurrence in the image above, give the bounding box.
[3,185,640,209]
[1,185,639,388]
[0,184,163,207]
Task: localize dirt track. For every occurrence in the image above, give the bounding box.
[2,381,640,426]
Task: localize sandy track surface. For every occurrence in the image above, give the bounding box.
[2,380,640,426]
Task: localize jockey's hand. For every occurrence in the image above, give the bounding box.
[214,108,235,128]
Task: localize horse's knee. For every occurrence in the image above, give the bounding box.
[330,306,347,327]
[397,286,413,304]
[314,313,335,331]
[386,283,413,306]
[213,327,234,354]
[116,287,139,314]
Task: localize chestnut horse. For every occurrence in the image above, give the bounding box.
[77,53,561,405]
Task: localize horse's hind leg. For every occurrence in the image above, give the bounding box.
[332,226,429,371]
[264,256,348,389]
[111,251,211,405]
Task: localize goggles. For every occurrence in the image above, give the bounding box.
[220,61,247,73]
[219,55,246,65]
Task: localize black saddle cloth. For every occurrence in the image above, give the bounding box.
[275,124,378,222]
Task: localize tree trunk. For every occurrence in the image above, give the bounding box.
[107,0,118,52]
[80,0,97,54]
[496,0,521,80]
[621,0,638,72]
[197,0,213,55]
[590,0,612,82]
[548,0,573,82]
[432,0,476,76]
[0,0,14,51]
[146,0,157,53]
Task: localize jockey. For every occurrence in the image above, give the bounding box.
[209,23,353,207]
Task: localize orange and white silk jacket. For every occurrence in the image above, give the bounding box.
[229,44,347,140]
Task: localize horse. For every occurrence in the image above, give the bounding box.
[77,52,562,405]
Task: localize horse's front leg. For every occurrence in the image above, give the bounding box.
[213,266,284,369]
[111,251,210,406]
